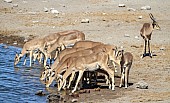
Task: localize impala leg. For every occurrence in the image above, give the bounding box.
[141,39,147,58]
[23,54,27,65]
[67,71,76,89]
[103,64,115,90]
[110,70,115,90]
[119,68,125,88]
[112,62,118,73]
[105,74,109,85]
[43,53,48,67]
[29,51,33,67]
[58,68,72,91]
[148,40,152,58]
[125,65,131,89]
[39,53,43,63]
[72,70,84,93]
[124,66,128,89]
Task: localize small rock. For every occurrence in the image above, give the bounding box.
[138,16,143,19]
[12,4,18,7]
[79,89,90,94]
[94,87,100,91]
[4,0,12,3]
[51,9,59,14]
[69,92,79,97]
[24,39,28,42]
[120,46,124,49]
[23,1,28,4]
[43,7,48,12]
[136,81,148,89]
[131,45,139,48]
[135,36,139,39]
[160,46,166,50]
[124,34,130,37]
[28,12,36,15]
[35,90,46,96]
[13,42,17,45]
[102,12,106,15]
[81,19,89,23]
[141,6,151,10]
[71,99,78,103]
[42,1,48,3]
[47,94,63,102]
[32,21,39,23]
[18,10,23,13]
[118,4,125,7]
[127,8,136,11]
[2,45,8,49]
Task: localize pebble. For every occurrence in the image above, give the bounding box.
[12,4,18,7]
[94,87,100,91]
[141,6,151,10]
[23,1,28,4]
[13,42,17,45]
[136,81,148,89]
[124,34,130,37]
[127,8,136,11]
[160,46,166,50]
[4,0,12,3]
[47,94,63,102]
[69,92,79,97]
[71,99,78,102]
[79,89,90,94]
[138,16,143,19]
[35,90,46,96]
[118,4,125,7]
[81,19,89,23]
[32,21,39,23]
[28,12,37,15]
[43,7,48,12]
[135,36,139,39]
[24,39,28,42]
[50,8,59,14]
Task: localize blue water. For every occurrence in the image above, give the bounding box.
[0,44,49,103]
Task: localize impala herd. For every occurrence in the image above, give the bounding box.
[14,13,160,93]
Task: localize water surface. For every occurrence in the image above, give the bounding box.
[0,44,48,103]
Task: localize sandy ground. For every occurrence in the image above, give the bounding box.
[0,0,170,102]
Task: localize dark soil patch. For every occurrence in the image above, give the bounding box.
[0,34,25,48]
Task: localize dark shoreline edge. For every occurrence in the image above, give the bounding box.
[0,34,26,48]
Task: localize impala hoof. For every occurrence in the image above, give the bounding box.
[140,54,146,58]
[149,53,153,58]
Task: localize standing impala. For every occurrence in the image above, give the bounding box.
[140,13,161,58]
[115,50,133,89]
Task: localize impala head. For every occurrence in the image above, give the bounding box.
[40,65,51,81]
[104,45,117,60]
[115,49,124,66]
[14,53,21,66]
[149,13,161,30]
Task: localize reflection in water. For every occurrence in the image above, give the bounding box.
[0,44,49,103]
